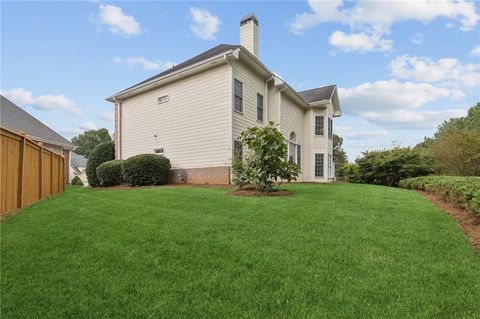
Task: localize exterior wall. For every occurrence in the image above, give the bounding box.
[310,106,334,182]
[170,166,230,184]
[120,64,232,172]
[280,94,305,181]
[266,83,279,125]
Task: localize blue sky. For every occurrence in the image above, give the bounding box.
[2,1,479,160]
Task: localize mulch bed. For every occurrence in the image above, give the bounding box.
[229,189,292,197]
[418,191,480,251]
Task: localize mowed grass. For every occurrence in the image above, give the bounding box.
[1,183,480,318]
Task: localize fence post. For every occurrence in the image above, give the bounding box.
[50,152,54,194]
[39,142,43,198]
[18,132,26,209]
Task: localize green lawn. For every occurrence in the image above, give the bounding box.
[1,183,479,318]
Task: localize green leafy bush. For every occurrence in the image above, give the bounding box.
[71,176,84,186]
[86,141,115,187]
[97,160,124,187]
[122,154,171,187]
[233,122,300,192]
[355,147,432,187]
[400,176,480,214]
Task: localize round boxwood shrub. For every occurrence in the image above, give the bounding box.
[122,154,171,187]
[71,175,84,186]
[97,160,124,187]
[86,141,114,187]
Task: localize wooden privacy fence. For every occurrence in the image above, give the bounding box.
[1,127,65,216]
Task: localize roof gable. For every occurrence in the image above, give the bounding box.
[0,95,72,147]
[298,85,336,103]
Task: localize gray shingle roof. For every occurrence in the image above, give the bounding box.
[298,85,336,103]
[115,44,240,96]
[70,152,87,167]
[0,95,72,146]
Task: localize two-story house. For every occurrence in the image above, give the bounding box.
[107,13,341,184]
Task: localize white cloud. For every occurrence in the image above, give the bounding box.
[113,56,175,71]
[1,88,82,116]
[290,0,479,52]
[329,31,393,52]
[80,121,97,130]
[99,4,142,37]
[338,80,466,129]
[190,7,221,40]
[390,55,480,88]
[362,109,468,129]
[335,125,387,139]
[410,33,424,45]
[290,0,479,34]
[100,110,114,122]
[471,45,480,57]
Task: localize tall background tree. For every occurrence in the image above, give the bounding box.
[71,129,111,159]
[333,134,348,178]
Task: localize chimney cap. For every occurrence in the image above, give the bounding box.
[240,13,258,26]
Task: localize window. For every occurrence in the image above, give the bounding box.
[315,116,324,136]
[233,140,243,162]
[234,79,243,113]
[328,154,332,177]
[288,142,296,163]
[158,95,169,104]
[315,153,324,177]
[297,145,301,169]
[256,93,264,122]
[328,118,333,139]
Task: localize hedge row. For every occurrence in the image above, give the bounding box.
[94,154,171,187]
[399,176,480,214]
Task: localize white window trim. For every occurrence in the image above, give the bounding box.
[314,153,325,178]
[233,78,244,115]
[314,115,325,137]
[256,93,264,123]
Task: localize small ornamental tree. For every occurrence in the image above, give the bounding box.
[233,122,300,192]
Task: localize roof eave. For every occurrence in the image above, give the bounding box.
[106,48,239,102]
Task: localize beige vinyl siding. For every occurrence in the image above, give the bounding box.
[303,109,313,180]
[240,21,258,57]
[267,83,279,125]
[280,94,305,181]
[311,108,330,181]
[120,64,231,169]
[231,60,266,140]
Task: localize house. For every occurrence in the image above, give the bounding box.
[0,95,72,184]
[107,13,341,184]
[70,152,88,185]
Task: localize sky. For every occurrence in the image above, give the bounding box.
[2,0,479,160]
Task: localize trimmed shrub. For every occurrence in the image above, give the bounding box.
[122,154,171,187]
[400,176,480,214]
[86,141,114,187]
[97,160,124,187]
[71,176,84,186]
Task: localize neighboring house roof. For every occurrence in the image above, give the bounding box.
[298,85,337,103]
[70,152,87,168]
[0,95,72,148]
[116,44,241,96]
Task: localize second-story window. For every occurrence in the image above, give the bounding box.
[257,93,264,122]
[315,116,324,136]
[328,118,333,139]
[234,79,243,113]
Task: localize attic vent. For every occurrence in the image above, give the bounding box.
[158,95,169,104]
[154,148,164,154]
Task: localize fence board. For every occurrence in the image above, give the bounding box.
[1,127,66,216]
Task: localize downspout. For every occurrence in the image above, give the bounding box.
[113,97,121,160]
[265,75,274,124]
[225,53,234,184]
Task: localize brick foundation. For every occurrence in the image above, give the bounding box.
[169,166,230,185]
